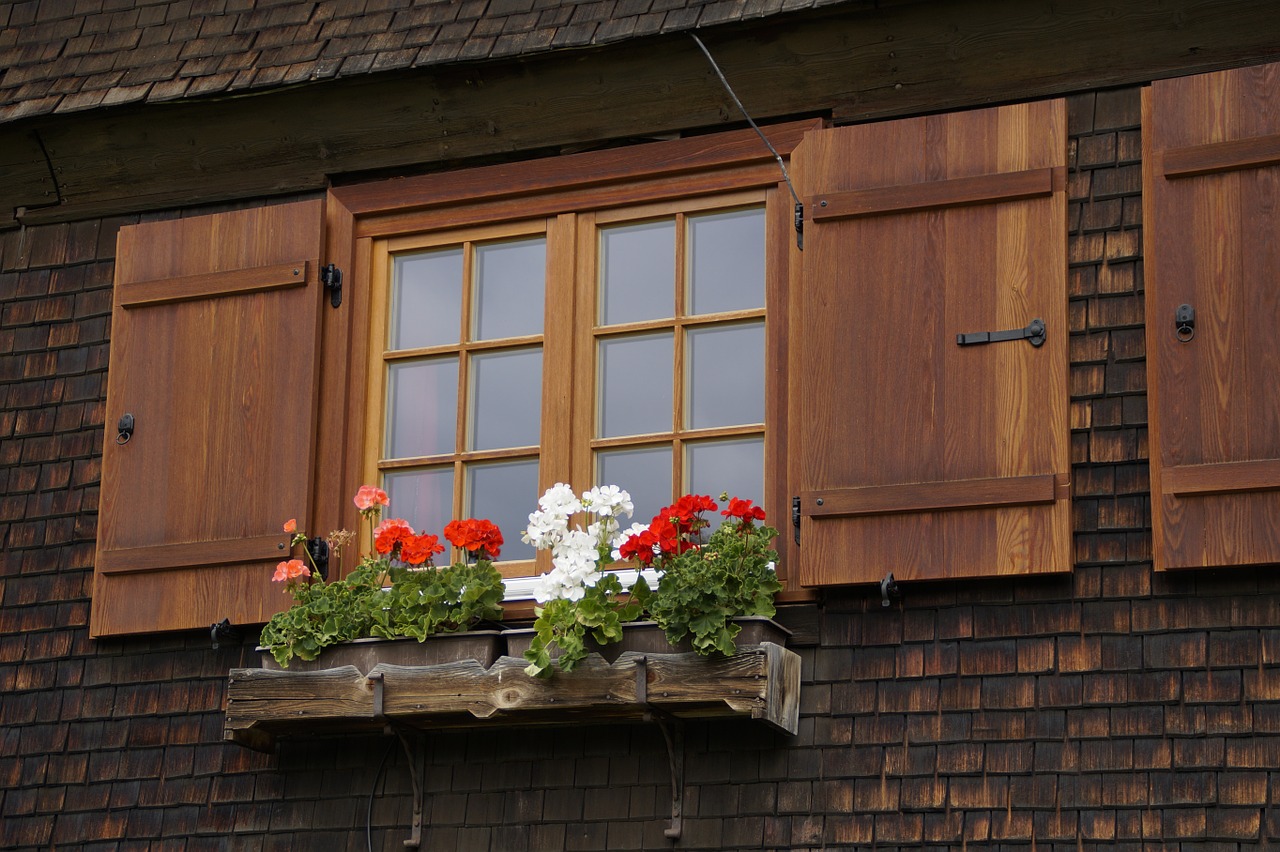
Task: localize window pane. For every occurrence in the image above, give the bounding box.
[598,332,673,438]
[386,357,457,459]
[597,446,672,524]
[384,467,453,539]
[391,248,463,350]
[474,237,545,340]
[686,437,764,505]
[686,321,765,429]
[688,208,766,315]
[469,348,542,451]
[600,220,675,325]
[467,459,539,561]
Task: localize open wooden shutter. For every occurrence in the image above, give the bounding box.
[1145,63,1280,571]
[791,101,1071,586]
[91,200,326,636]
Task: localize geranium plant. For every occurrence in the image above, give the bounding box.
[520,484,782,677]
[520,484,647,677]
[258,487,505,667]
[627,494,782,656]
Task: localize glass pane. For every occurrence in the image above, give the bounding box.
[686,437,764,506]
[597,446,672,525]
[474,237,546,340]
[390,248,463,350]
[598,332,673,438]
[384,467,454,540]
[467,459,539,562]
[686,322,765,429]
[688,208,766,315]
[600,220,675,325]
[469,348,542,451]
[386,357,457,459]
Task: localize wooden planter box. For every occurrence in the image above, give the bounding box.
[224,641,801,751]
[503,616,790,660]
[257,631,504,675]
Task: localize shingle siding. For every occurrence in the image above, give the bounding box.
[0,0,830,122]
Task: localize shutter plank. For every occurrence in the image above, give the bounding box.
[804,474,1057,517]
[792,101,1070,586]
[811,167,1056,221]
[1162,133,1280,178]
[118,260,313,308]
[1146,62,1280,571]
[92,200,325,636]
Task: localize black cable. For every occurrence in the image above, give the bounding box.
[367,738,397,852]
[689,32,805,216]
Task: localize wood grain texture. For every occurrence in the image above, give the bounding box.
[11,0,1280,227]
[1145,61,1280,571]
[117,261,311,309]
[91,199,326,636]
[810,168,1055,221]
[804,474,1057,517]
[1162,133,1280,179]
[224,644,801,751]
[791,101,1071,586]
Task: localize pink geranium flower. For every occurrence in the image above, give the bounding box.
[272,558,311,582]
[353,485,389,512]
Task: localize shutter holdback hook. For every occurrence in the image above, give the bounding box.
[116,413,135,445]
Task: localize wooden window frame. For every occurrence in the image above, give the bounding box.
[322,120,820,596]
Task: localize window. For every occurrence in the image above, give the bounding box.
[366,223,552,566]
[364,192,772,580]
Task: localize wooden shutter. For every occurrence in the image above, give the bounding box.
[1145,63,1280,571]
[790,101,1071,586]
[91,200,326,636]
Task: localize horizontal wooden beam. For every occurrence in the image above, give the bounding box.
[802,473,1060,518]
[809,168,1056,221]
[5,0,1280,227]
[118,260,313,309]
[1161,133,1280,179]
[1161,458,1280,496]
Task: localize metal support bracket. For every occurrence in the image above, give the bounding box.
[637,657,686,841]
[396,729,425,849]
[956,317,1046,347]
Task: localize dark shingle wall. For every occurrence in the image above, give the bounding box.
[3,84,1280,849]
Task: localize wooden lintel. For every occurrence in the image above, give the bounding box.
[224,644,800,751]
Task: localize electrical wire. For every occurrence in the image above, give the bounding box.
[366,738,397,852]
[689,32,806,223]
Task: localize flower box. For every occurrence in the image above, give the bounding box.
[257,631,504,675]
[503,616,789,662]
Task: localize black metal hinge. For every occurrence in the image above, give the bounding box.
[792,496,801,546]
[320,263,343,308]
[307,537,330,581]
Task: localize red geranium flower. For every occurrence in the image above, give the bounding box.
[374,517,414,555]
[444,518,503,560]
[400,533,445,566]
[283,518,297,534]
[722,497,766,523]
[619,529,661,565]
